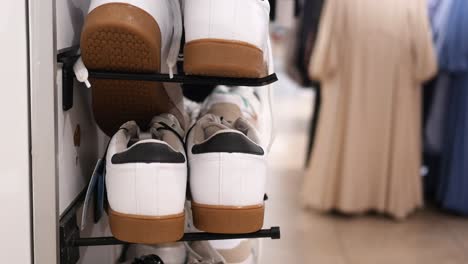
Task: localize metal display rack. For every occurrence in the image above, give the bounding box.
[57,48,278,111]
[57,48,281,264]
[59,190,280,264]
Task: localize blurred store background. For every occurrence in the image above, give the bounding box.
[263,0,468,263]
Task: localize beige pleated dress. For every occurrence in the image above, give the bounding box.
[302,0,437,219]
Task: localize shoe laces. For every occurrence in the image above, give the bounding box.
[73,55,91,88]
[149,113,185,144]
[120,121,140,139]
[201,114,235,128]
[199,86,261,128]
[199,114,261,144]
[167,0,183,78]
[184,242,226,264]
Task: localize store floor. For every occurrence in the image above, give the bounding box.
[261,64,468,264]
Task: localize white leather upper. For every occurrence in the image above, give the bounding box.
[186,126,267,207]
[106,124,187,216]
[106,161,187,216]
[183,0,270,51]
[188,151,267,206]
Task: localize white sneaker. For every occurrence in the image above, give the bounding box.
[183,0,271,77]
[80,0,183,136]
[186,239,259,264]
[210,239,259,264]
[186,86,268,234]
[186,241,225,264]
[130,243,187,264]
[106,114,187,244]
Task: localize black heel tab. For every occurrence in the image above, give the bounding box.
[192,132,264,155]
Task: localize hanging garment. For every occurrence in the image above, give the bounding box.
[301,0,437,219]
[438,75,468,215]
[290,0,325,87]
[436,0,468,73]
[422,0,454,201]
[304,87,321,167]
[286,0,325,167]
[428,0,454,54]
[294,0,302,17]
[424,74,450,154]
[301,0,325,168]
[270,0,277,21]
[432,0,468,215]
[299,0,325,87]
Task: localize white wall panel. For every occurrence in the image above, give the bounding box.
[0,1,32,263]
[56,70,108,215]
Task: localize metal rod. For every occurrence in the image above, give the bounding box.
[88,71,278,87]
[69,227,280,247]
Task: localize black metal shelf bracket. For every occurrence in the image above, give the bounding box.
[57,49,278,112]
[67,227,281,248]
[57,53,80,111]
[60,189,281,264]
[88,71,278,87]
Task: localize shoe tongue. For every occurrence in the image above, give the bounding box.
[150,114,184,138]
[202,122,231,139]
[149,114,185,150]
[207,103,242,124]
[233,118,250,135]
[199,114,233,139]
[204,86,260,124]
[201,101,245,139]
[187,241,225,264]
[200,114,256,141]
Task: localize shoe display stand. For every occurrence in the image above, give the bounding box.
[57,48,281,264]
[58,47,278,111]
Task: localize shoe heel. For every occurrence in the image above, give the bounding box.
[190,152,267,233]
[81,3,173,136]
[109,209,185,244]
[106,161,187,243]
[191,202,264,234]
[184,39,266,78]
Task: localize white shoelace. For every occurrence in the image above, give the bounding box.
[149,113,185,139]
[73,55,91,88]
[167,0,183,78]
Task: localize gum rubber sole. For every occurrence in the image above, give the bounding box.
[191,202,265,234]
[184,39,266,78]
[109,209,185,244]
[81,3,174,136]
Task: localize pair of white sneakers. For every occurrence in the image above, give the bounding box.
[129,239,259,264]
[106,86,269,244]
[82,0,271,78]
[76,0,271,137]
